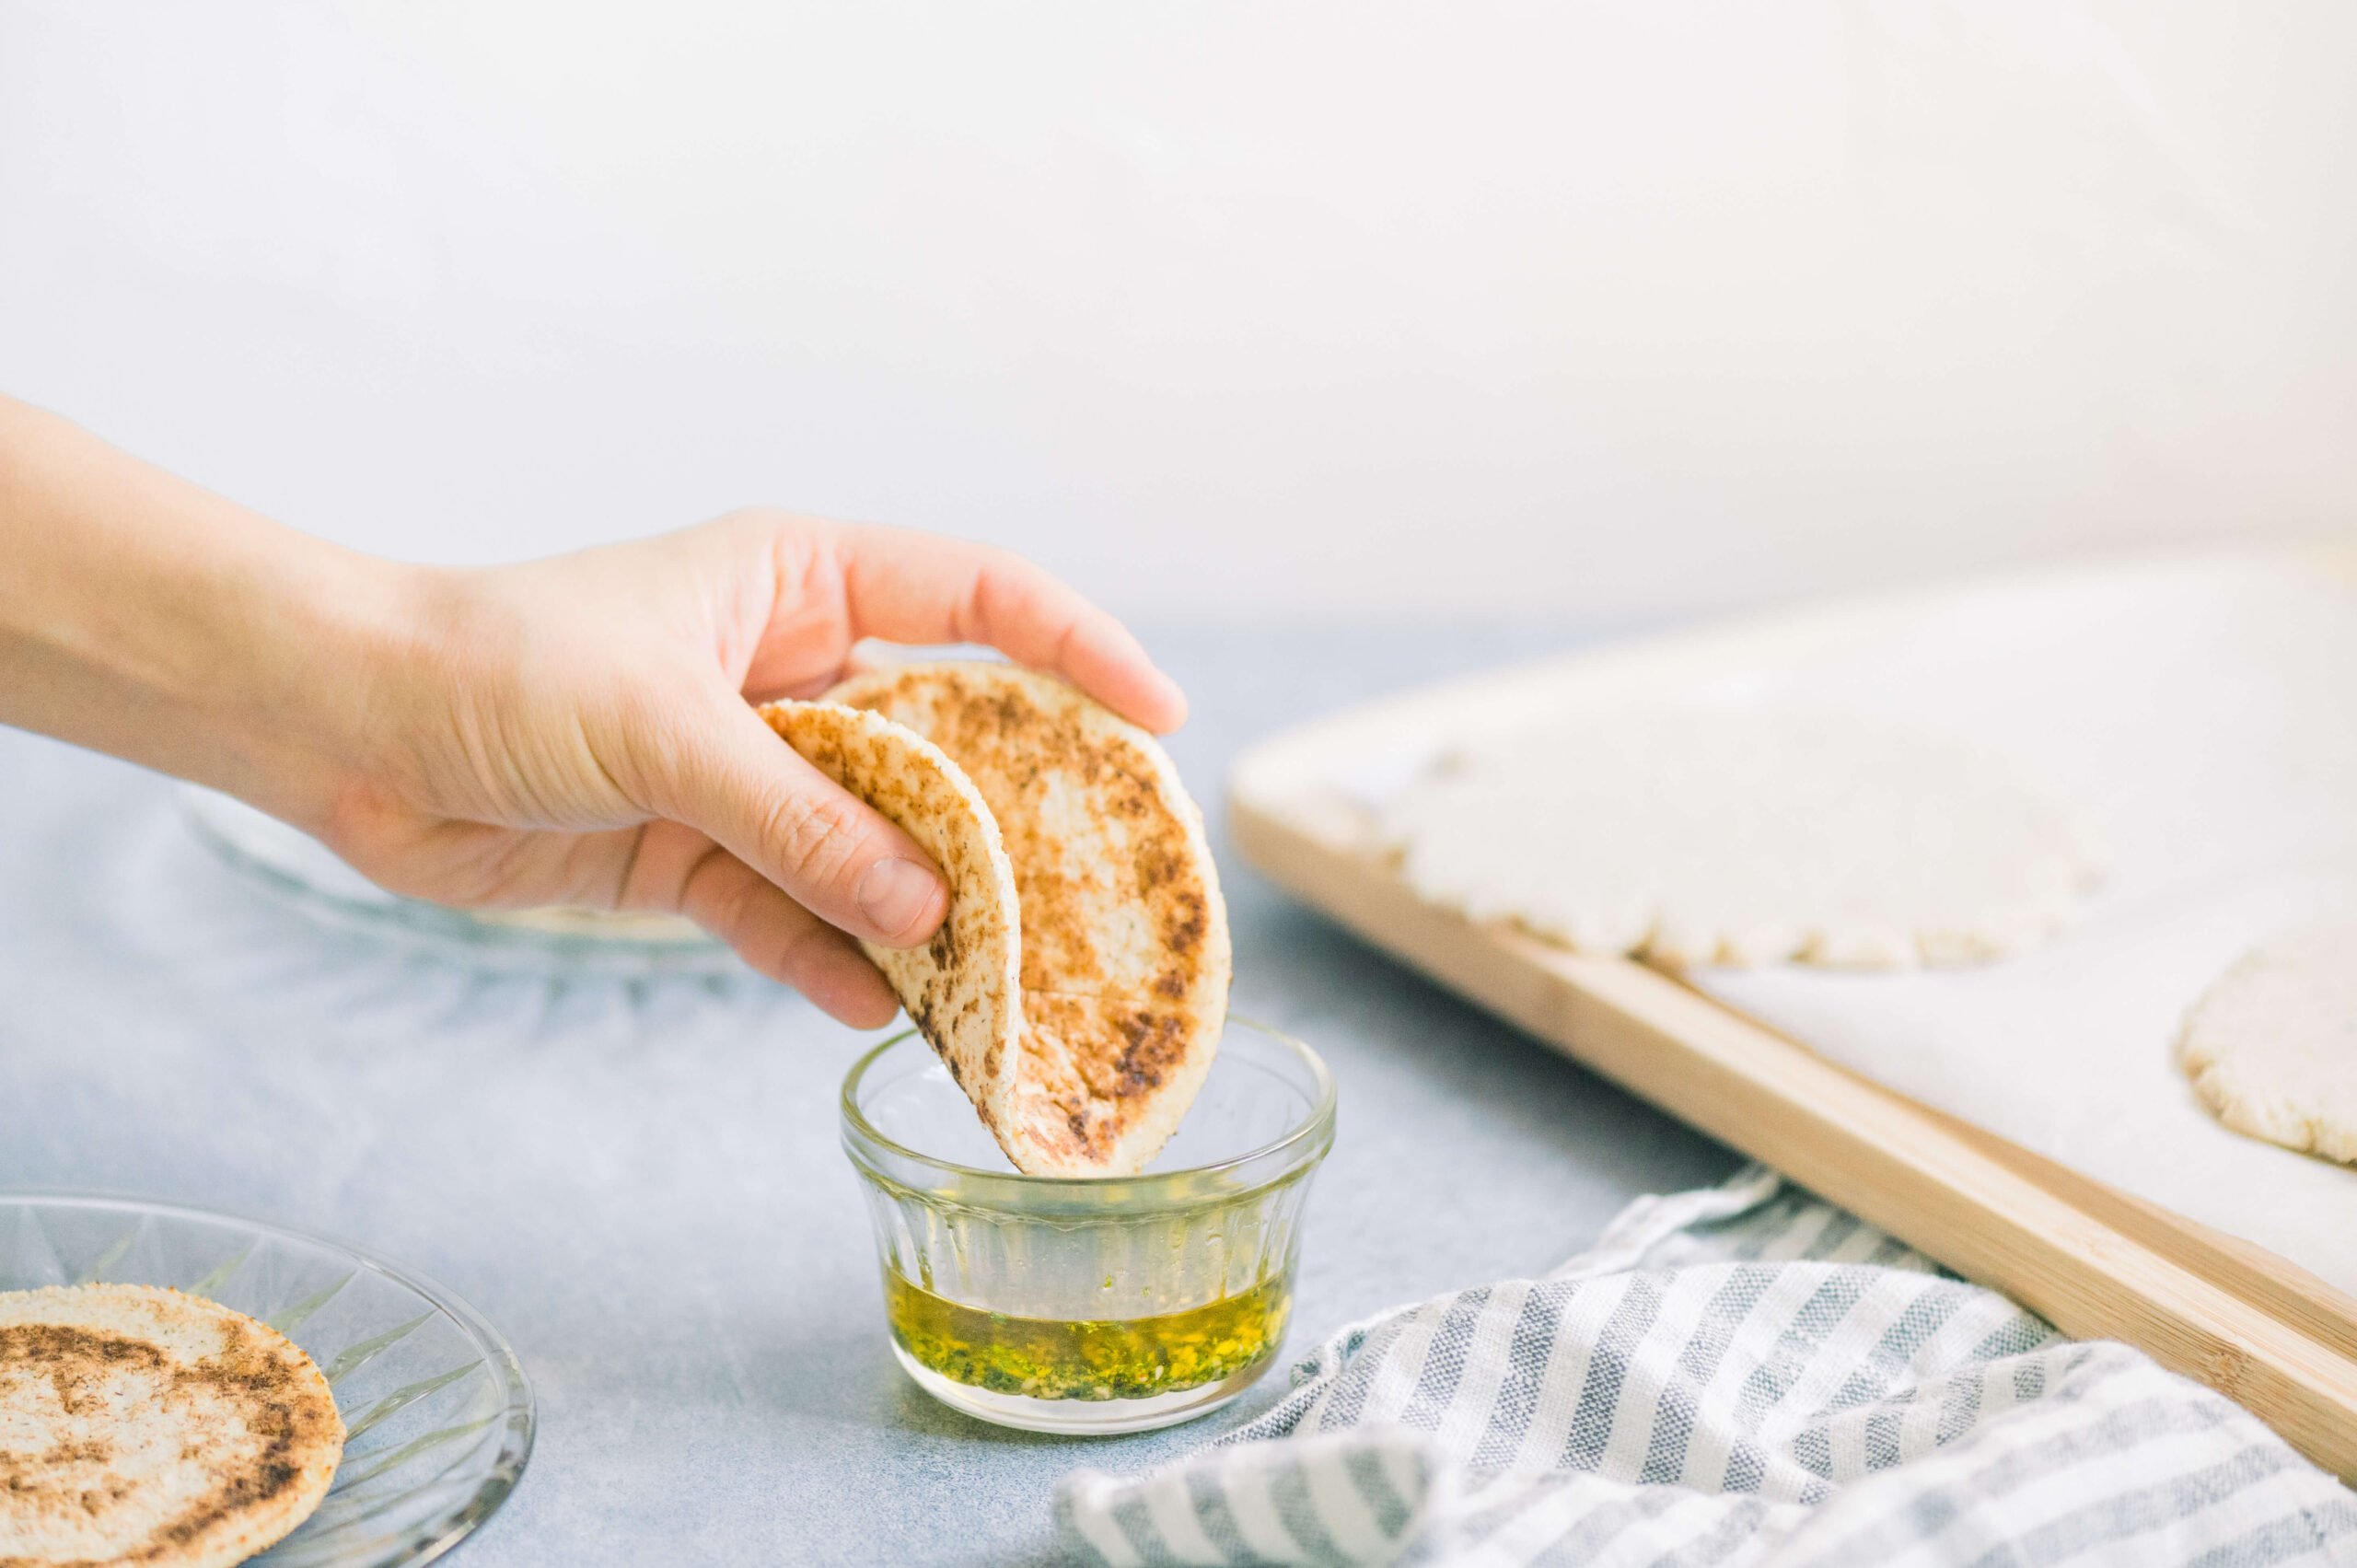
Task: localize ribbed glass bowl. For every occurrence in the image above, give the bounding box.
[179,784,734,979]
[0,1192,533,1566]
[842,1018,1336,1434]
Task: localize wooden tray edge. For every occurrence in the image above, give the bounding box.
[1230,784,2357,1482]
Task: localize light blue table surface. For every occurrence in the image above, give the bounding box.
[0,626,1736,1566]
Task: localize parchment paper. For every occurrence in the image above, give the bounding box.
[1366,555,2357,1294]
[1688,558,2357,1294]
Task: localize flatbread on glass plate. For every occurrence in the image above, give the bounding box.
[0,1283,343,1568]
[0,1191,534,1568]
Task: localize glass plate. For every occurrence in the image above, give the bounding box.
[179,784,737,979]
[0,1191,534,1568]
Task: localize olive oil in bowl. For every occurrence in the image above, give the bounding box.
[885,1272,1291,1403]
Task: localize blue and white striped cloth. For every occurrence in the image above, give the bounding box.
[1060,1168,2357,1567]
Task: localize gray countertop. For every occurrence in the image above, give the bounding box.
[0,625,1736,1566]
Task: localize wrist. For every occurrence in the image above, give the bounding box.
[0,399,438,830]
[215,541,446,836]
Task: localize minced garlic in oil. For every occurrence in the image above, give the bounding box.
[885,1272,1291,1402]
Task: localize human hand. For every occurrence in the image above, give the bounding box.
[314,512,1185,1025]
[0,402,1176,1024]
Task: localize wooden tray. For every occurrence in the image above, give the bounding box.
[1227,553,2357,1482]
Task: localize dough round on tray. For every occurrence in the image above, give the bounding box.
[762,700,1027,1128]
[826,661,1231,1177]
[0,1283,343,1568]
[1381,704,2103,969]
[2177,917,2357,1165]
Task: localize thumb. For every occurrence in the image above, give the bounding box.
[654,692,948,947]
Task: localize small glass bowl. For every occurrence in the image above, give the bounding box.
[842,1018,1335,1434]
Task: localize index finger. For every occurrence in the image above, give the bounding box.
[828,523,1188,732]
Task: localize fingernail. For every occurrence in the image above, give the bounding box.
[855,857,945,941]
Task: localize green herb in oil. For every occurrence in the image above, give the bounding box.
[885,1272,1291,1401]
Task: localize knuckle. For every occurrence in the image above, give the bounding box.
[978,555,1079,645]
[970,559,1044,645]
[679,853,772,950]
[711,866,773,939]
[759,789,869,894]
[755,919,830,987]
[710,505,785,541]
[616,689,705,804]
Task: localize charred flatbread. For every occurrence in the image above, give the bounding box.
[0,1283,343,1568]
[825,662,1231,1177]
[761,701,1026,1121]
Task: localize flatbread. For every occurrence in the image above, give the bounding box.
[1381,704,2103,969]
[827,662,1232,1176]
[761,701,1026,1119]
[0,1283,343,1568]
[2178,917,2357,1165]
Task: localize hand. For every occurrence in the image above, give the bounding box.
[0,397,1182,1027]
[324,513,1186,1025]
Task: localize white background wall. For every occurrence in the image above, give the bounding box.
[4,2,2352,622]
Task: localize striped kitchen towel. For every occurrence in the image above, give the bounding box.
[1059,1167,2357,1567]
